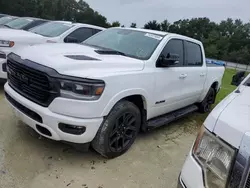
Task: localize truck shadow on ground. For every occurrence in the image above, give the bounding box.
[1,106,203,188]
[13,113,202,163]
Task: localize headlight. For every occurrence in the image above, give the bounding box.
[193,126,236,188]
[59,79,105,100]
[0,40,14,47]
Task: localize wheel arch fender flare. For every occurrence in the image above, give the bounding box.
[199,80,220,102]
[101,89,148,117]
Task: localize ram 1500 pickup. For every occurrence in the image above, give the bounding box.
[179,72,250,188]
[4,28,225,158]
[0,21,104,80]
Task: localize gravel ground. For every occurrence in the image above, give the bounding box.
[0,84,199,188]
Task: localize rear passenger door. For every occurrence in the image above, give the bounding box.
[65,27,101,43]
[181,41,206,105]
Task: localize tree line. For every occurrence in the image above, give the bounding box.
[0,0,250,64]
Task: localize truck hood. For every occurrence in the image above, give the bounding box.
[15,43,145,78]
[205,85,250,148]
[0,28,46,42]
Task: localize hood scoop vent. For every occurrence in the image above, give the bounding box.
[65,55,100,61]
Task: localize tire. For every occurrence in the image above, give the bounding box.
[198,88,216,113]
[91,100,141,158]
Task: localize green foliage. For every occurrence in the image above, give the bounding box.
[144,18,250,65]
[110,21,121,27]
[130,23,137,28]
[144,20,161,30]
[0,0,110,27]
[160,20,170,32]
[1,0,250,64]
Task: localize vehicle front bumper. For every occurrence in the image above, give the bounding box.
[179,151,204,188]
[177,174,186,188]
[4,83,104,144]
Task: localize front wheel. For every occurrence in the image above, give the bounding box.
[198,88,216,113]
[92,100,141,158]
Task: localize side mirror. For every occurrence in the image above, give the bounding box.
[64,36,79,43]
[231,71,246,86]
[157,53,180,67]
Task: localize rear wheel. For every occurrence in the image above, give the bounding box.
[199,88,216,113]
[92,100,141,158]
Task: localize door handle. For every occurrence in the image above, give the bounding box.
[200,73,206,77]
[179,74,187,79]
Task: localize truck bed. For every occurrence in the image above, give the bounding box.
[206,63,223,67]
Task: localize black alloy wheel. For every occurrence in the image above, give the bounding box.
[109,112,137,152]
[92,100,141,158]
[199,87,216,113]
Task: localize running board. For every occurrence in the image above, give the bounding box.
[146,105,198,130]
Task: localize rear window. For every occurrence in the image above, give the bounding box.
[5,18,33,29]
[30,22,73,37]
[185,41,203,66]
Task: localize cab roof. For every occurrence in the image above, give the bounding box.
[120,27,168,36]
[115,27,202,44]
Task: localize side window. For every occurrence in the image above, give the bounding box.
[185,41,203,66]
[93,29,102,35]
[66,28,94,43]
[159,39,184,66]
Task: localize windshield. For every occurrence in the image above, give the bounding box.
[83,28,164,60]
[0,17,15,25]
[5,18,33,29]
[29,22,73,37]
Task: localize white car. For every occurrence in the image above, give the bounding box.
[4,28,225,158]
[0,21,105,80]
[179,72,250,188]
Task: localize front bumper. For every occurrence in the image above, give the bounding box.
[177,174,186,188]
[179,151,204,188]
[4,83,104,144]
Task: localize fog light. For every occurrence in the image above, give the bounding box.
[0,53,6,59]
[59,123,86,135]
[2,63,6,72]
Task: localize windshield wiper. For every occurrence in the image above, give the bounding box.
[95,49,127,56]
[3,24,11,28]
[31,31,45,36]
[81,43,104,49]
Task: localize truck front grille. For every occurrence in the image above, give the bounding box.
[7,57,59,107]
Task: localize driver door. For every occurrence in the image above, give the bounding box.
[151,39,187,118]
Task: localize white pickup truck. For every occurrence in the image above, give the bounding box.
[4,28,225,158]
[179,72,250,188]
[0,21,104,80]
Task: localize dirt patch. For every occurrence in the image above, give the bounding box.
[0,86,199,188]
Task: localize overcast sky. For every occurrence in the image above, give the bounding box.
[84,0,249,27]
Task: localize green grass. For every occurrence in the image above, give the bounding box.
[215,68,237,105]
